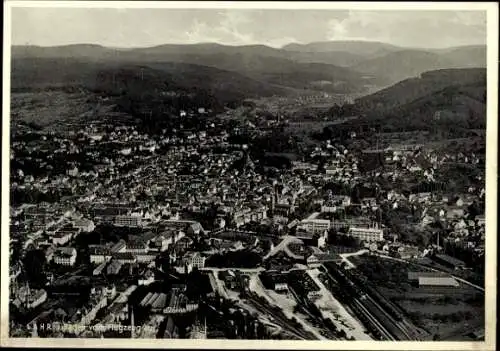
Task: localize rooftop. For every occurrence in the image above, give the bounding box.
[418,276,459,287]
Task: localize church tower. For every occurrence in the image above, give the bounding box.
[31,322,38,338]
[130,305,136,339]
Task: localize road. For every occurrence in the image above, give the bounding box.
[263,235,305,260]
[207,271,229,299]
[200,267,265,273]
[339,250,369,269]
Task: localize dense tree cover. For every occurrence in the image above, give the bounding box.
[316,69,486,138]
[22,249,48,288]
[314,123,378,142]
[11,142,100,179]
[379,202,438,247]
[185,269,213,300]
[352,256,416,287]
[442,242,485,275]
[10,187,63,205]
[322,182,352,196]
[13,57,304,135]
[467,201,485,219]
[291,199,321,221]
[408,310,475,324]
[249,131,301,158]
[74,224,143,247]
[435,164,485,192]
[155,254,172,273]
[323,103,363,119]
[327,229,361,248]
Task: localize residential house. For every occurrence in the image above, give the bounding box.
[106,260,123,275]
[72,218,95,232]
[44,246,56,262]
[150,234,173,252]
[174,237,194,252]
[52,231,73,246]
[475,215,486,227]
[110,240,127,253]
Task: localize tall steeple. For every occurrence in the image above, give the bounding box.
[190,316,207,339]
[244,151,255,171]
[25,282,31,306]
[130,305,135,339]
[31,322,38,338]
[271,189,276,215]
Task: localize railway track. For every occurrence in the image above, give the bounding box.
[246,294,317,340]
[288,288,338,340]
[322,264,418,341]
[352,298,395,341]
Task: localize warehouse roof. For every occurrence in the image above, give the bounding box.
[408,271,447,281]
[418,276,459,287]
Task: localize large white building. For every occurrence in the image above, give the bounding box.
[124,241,148,254]
[177,252,206,274]
[89,246,112,264]
[53,247,77,266]
[185,252,206,269]
[348,227,384,242]
[298,219,331,234]
[114,214,143,227]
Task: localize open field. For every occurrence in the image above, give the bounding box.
[349,254,484,340]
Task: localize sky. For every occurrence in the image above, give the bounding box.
[10,7,487,49]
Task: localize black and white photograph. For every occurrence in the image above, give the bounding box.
[1,1,497,349]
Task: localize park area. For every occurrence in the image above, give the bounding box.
[348,253,484,340]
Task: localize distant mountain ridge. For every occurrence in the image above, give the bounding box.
[282,40,402,57]
[12,40,486,89]
[351,47,487,85]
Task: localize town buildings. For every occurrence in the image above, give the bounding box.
[8,105,486,340]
